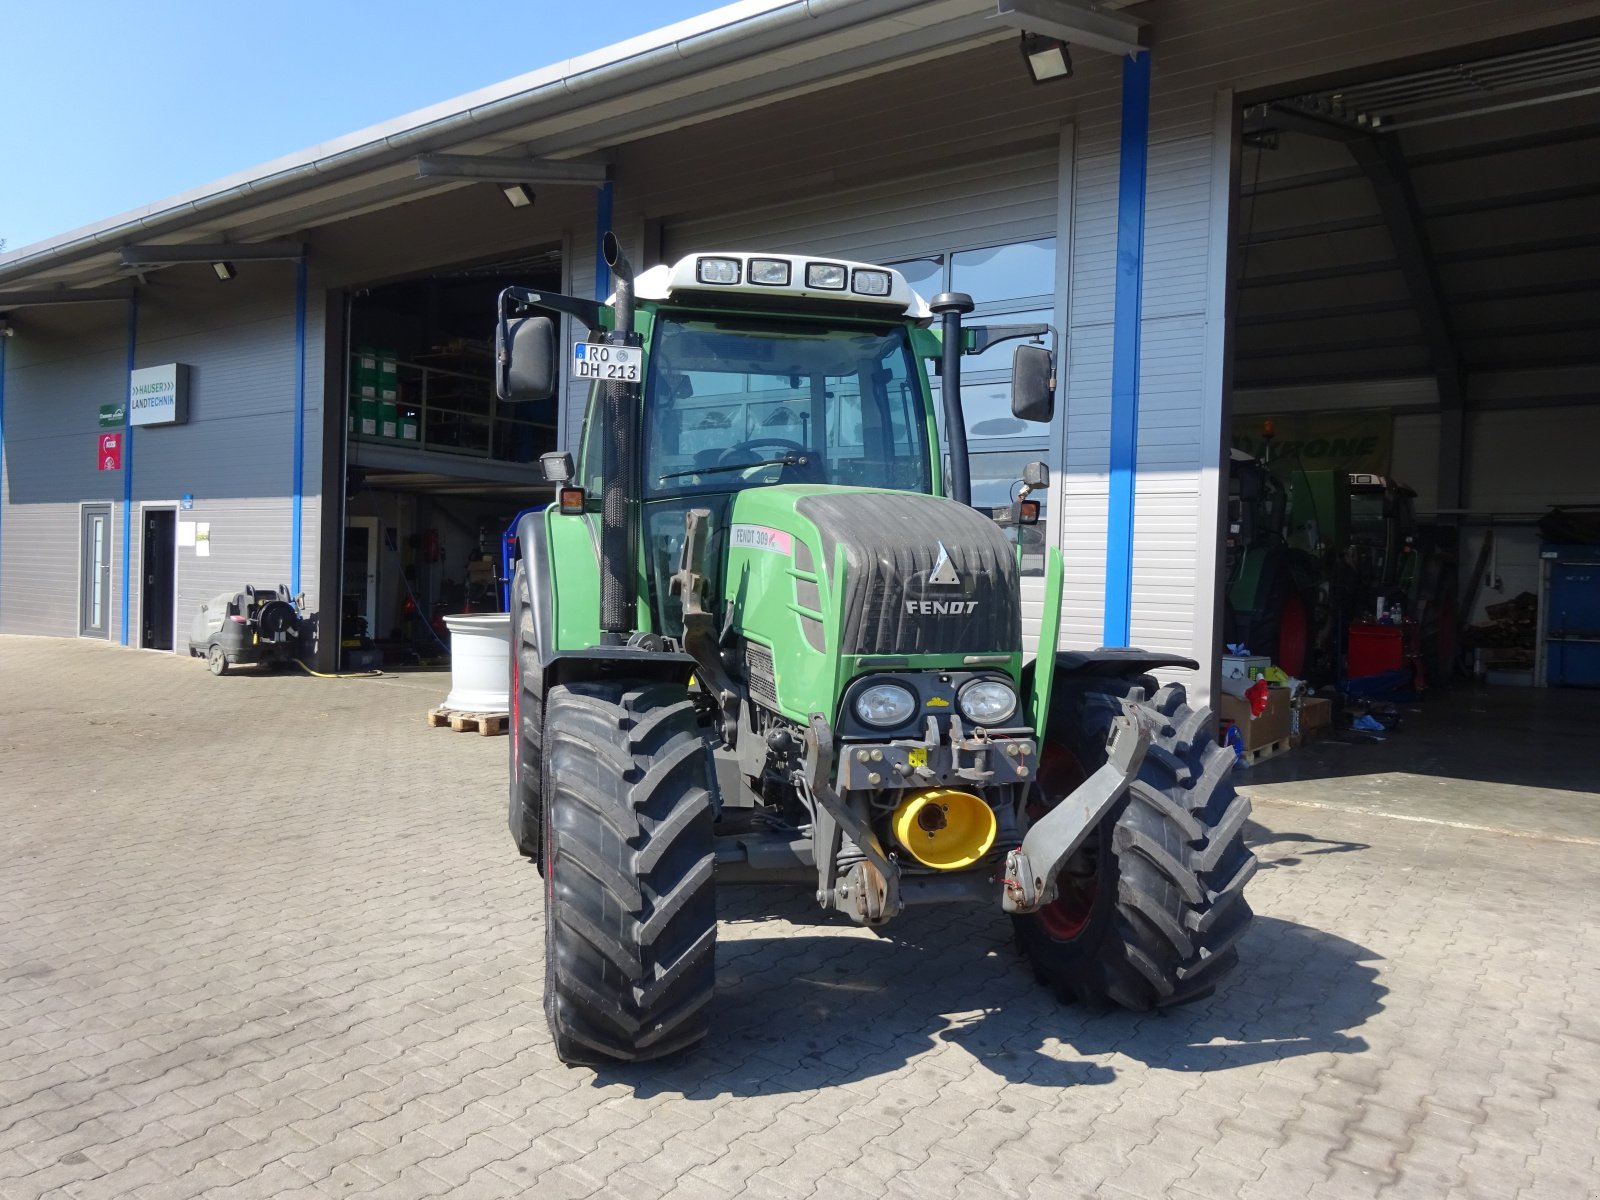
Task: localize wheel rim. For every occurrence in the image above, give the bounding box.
[1028,742,1100,942]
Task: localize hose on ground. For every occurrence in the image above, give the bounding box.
[290,659,383,679]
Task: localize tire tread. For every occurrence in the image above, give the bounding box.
[1014,678,1256,1012]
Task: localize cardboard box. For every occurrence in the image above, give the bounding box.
[1291,696,1333,746]
[1219,688,1290,751]
[1300,696,1332,734]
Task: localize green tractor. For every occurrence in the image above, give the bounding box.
[1225,449,1314,678]
[499,236,1255,1065]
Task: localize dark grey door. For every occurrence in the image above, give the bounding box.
[80,504,113,638]
[142,509,176,651]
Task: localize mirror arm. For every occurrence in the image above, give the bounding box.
[964,322,1053,356]
[497,286,606,336]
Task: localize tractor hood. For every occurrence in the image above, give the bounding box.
[794,491,1021,658]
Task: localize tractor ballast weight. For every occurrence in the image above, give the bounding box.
[500,244,1255,1064]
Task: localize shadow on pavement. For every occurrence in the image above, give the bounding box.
[1246,816,1371,870]
[603,893,1385,1098]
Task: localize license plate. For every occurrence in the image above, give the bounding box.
[571,342,641,382]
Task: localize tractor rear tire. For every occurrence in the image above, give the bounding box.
[541,678,717,1065]
[1013,678,1256,1010]
[508,564,545,869]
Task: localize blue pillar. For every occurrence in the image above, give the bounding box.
[1103,49,1151,648]
[594,182,614,300]
[291,258,308,596]
[120,295,139,646]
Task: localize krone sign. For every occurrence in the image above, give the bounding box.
[128,363,190,427]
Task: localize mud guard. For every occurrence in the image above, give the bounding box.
[513,510,695,695]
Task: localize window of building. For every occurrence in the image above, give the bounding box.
[890,236,1058,573]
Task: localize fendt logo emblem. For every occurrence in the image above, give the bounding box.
[906,542,978,616]
[928,542,961,587]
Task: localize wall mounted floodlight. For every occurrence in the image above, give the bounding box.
[0,319,14,337]
[212,261,238,281]
[1020,32,1072,82]
[502,184,537,209]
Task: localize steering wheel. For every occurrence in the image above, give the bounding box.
[717,437,809,467]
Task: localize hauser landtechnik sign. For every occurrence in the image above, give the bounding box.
[128,363,190,427]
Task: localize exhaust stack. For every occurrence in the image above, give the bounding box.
[599,233,640,642]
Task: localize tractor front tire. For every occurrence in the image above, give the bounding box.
[508,564,545,868]
[1014,679,1256,1010]
[541,679,717,1065]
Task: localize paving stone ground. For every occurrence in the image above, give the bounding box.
[2,635,1597,1200]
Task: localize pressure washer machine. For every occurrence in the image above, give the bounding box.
[188,585,305,675]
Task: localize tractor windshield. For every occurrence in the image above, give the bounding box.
[640,313,932,499]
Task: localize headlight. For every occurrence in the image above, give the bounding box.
[696,256,741,284]
[806,262,847,290]
[852,269,891,296]
[958,679,1018,725]
[855,682,917,728]
[749,258,791,286]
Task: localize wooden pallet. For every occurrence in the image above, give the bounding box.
[427,707,508,736]
[1238,736,1292,766]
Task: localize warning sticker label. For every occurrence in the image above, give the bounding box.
[730,524,793,556]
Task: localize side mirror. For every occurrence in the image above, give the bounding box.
[540,451,574,483]
[1022,461,1050,490]
[496,314,557,402]
[1010,344,1054,424]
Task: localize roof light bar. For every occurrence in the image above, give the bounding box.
[634,252,930,321]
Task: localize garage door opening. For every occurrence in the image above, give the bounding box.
[340,248,561,666]
[1224,29,1600,810]
[1229,31,1600,696]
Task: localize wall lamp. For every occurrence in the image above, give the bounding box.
[212,261,238,281]
[502,184,537,209]
[1020,31,1073,83]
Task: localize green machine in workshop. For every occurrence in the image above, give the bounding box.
[498,236,1256,1064]
[1227,447,1456,684]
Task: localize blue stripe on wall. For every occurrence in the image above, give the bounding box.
[121,295,139,646]
[1103,49,1151,648]
[291,258,308,596]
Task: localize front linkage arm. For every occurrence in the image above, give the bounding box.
[1002,703,1154,914]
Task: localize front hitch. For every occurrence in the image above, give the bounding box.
[1001,704,1154,914]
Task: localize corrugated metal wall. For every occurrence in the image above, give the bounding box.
[1,264,323,647]
[1,302,131,637]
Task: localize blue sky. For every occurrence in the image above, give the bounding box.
[0,0,721,253]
